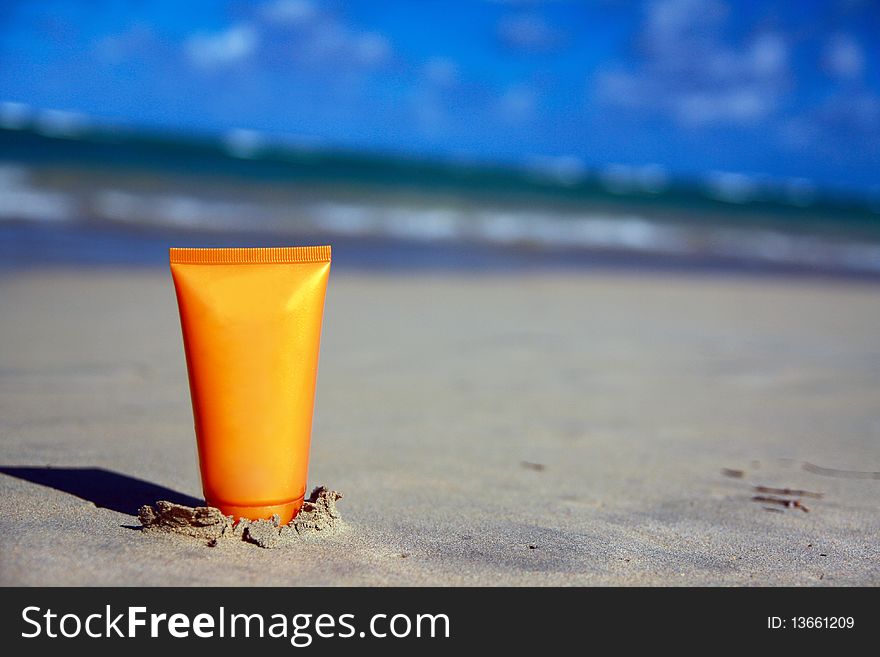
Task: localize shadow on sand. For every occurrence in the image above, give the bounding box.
[0,466,203,516]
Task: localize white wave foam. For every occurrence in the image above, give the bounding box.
[34,109,89,139]
[94,190,271,230]
[471,211,687,251]
[0,164,74,222]
[223,129,265,159]
[310,202,880,272]
[310,203,462,241]
[4,181,878,274]
[706,171,758,204]
[308,203,377,235]
[0,102,30,130]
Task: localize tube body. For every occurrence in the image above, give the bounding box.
[170,246,331,523]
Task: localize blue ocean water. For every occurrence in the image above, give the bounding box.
[1,126,879,277]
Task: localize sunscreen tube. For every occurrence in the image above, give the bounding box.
[169,246,331,523]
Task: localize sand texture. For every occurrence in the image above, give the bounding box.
[138,486,343,548]
[1,269,879,585]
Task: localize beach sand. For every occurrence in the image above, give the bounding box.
[1,267,878,585]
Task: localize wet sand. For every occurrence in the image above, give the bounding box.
[1,268,878,585]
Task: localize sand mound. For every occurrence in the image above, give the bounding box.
[138,486,343,548]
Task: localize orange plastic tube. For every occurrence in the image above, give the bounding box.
[169,246,331,524]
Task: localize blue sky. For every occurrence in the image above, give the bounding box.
[1,0,878,194]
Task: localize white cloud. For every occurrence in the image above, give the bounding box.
[499,86,536,124]
[675,87,771,125]
[643,0,727,53]
[264,6,392,69]
[424,57,459,87]
[750,33,787,77]
[823,33,865,81]
[185,24,258,69]
[261,0,317,25]
[355,33,391,66]
[497,13,562,51]
[782,90,880,153]
[595,0,789,127]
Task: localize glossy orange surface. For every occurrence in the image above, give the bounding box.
[170,246,331,523]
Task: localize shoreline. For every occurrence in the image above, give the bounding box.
[3,220,880,282]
